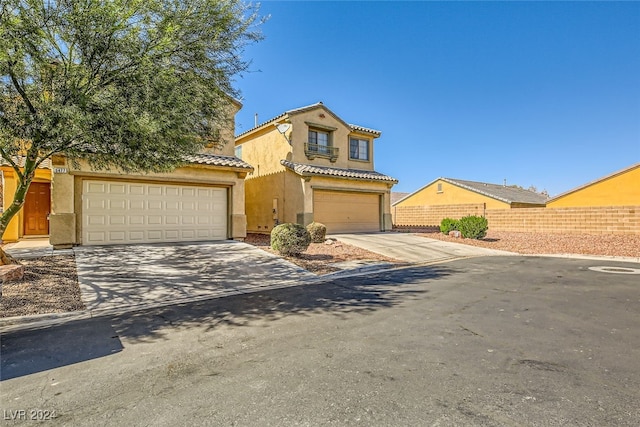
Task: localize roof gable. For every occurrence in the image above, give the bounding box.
[443,178,549,205]
[394,177,548,206]
[236,102,381,139]
[547,162,640,203]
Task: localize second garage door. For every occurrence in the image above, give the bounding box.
[82,180,227,245]
[313,190,380,233]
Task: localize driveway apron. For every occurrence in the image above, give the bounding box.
[331,232,515,264]
[74,241,316,313]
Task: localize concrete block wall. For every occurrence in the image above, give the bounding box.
[392,204,485,227]
[393,204,640,235]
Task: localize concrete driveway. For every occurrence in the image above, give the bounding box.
[74,241,316,314]
[332,232,515,263]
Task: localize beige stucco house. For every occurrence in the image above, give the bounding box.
[235,102,397,234]
[1,101,253,247]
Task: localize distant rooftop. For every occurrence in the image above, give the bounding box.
[394,177,549,206]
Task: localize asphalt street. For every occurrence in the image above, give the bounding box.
[1,256,639,426]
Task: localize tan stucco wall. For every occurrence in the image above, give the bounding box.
[0,167,52,242]
[49,158,248,246]
[287,110,376,171]
[548,166,640,208]
[237,127,292,177]
[395,179,511,209]
[236,105,379,175]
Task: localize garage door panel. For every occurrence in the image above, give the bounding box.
[83,180,227,245]
[314,190,380,233]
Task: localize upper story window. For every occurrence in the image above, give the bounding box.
[306,127,338,162]
[308,130,330,154]
[234,145,242,159]
[349,138,369,161]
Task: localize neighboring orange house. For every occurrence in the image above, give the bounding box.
[394,177,548,210]
[547,163,640,208]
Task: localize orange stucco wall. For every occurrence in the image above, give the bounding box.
[548,165,640,208]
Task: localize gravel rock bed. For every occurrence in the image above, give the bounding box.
[244,233,402,275]
[418,231,640,258]
[0,255,84,318]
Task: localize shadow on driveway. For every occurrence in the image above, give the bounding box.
[74,241,317,312]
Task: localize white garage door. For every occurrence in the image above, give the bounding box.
[82,180,227,245]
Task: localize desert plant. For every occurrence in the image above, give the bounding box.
[457,215,488,239]
[306,222,327,243]
[440,218,459,235]
[270,223,311,256]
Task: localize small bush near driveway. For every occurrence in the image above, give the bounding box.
[270,223,312,256]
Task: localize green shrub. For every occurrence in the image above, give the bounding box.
[457,215,488,239]
[306,222,327,243]
[440,218,459,235]
[270,223,311,256]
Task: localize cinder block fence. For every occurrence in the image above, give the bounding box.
[392,205,640,235]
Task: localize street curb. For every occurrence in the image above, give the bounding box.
[0,276,324,334]
[522,253,640,264]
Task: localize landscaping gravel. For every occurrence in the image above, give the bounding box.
[0,255,84,318]
[418,230,640,258]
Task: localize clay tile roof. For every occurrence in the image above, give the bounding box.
[281,160,397,183]
[184,153,254,170]
[1,157,52,169]
[348,124,381,136]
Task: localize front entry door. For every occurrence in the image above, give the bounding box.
[24,182,50,235]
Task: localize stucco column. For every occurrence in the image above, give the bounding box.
[49,169,76,248]
[382,189,393,231]
[296,177,314,226]
[230,173,248,240]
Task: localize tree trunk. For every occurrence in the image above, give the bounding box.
[0,162,35,266]
[0,247,18,265]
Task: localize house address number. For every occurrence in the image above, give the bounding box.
[53,168,68,174]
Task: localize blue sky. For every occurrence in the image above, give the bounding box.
[234,1,640,197]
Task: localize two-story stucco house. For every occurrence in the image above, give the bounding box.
[1,101,253,247]
[235,102,398,234]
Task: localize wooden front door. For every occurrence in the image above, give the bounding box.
[24,182,50,235]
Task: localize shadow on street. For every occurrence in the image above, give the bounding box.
[1,265,453,380]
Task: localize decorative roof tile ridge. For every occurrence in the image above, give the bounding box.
[184,153,254,170]
[280,160,397,183]
[348,124,381,136]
